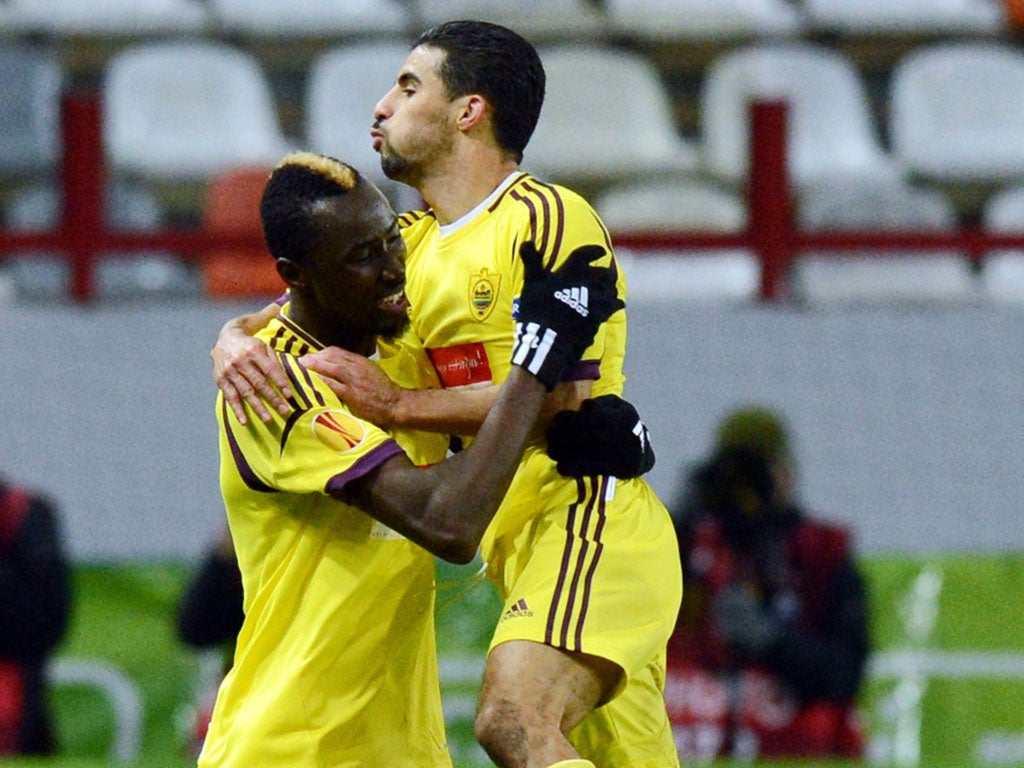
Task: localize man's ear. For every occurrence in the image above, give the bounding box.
[275,258,306,289]
[454,93,488,132]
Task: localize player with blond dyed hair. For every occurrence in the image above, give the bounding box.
[200,151,620,767]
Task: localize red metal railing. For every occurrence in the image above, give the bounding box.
[3,94,1024,303]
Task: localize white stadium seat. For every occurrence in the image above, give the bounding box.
[596,180,758,303]
[414,0,604,41]
[103,42,292,181]
[208,0,412,37]
[890,43,1024,184]
[981,185,1024,304]
[604,0,805,41]
[701,43,900,188]
[525,45,700,187]
[3,0,210,35]
[803,0,1002,34]
[792,178,976,304]
[0,43,62,178]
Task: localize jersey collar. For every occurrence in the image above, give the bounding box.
[437,171,522,238]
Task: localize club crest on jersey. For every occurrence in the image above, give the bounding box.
[312,410,366,453]
[469,267,500,321]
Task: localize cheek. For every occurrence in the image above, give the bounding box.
[398,105,447,148]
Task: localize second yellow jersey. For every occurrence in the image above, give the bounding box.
[400,172,630,552]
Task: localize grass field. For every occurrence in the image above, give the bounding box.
[4,556,1023,768]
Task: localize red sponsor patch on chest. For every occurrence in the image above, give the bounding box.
[427,342,493,389]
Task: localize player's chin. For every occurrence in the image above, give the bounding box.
[374,312,411,342]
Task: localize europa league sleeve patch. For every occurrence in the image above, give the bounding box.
[312,410,367,453]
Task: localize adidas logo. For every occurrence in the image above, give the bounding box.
[554,286,589,317]
[633,419,650,451]
[501,598,534,621]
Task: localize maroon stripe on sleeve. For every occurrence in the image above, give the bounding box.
[279,314,322,350]
[561,359,601,383]
[510,189,539,248]
[323,440,405,497]
[521,181,553,257]
[523,179,567,270]
[296,359,326,408]
[488,172,528,213]
[279,409,303,455]
[280,353,313,411]
[221,399,276,493]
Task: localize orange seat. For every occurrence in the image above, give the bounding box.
[201,166,284,299]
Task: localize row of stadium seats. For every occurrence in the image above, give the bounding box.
[0,0,1009,40]
[4,31,1024,304]
[5,167,1024,306]
[6,38,1024,200]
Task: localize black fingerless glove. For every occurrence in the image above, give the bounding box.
[511,241,623,390]
[546,394,656,478]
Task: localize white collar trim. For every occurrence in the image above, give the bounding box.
[437,172,520,237]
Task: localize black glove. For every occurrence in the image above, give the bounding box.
[712,583,782,656]
[512,241,623,390]
[546,395,655,478]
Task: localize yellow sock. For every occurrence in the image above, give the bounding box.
[545,761,596,768]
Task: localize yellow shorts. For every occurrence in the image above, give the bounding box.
[485,475,683,768]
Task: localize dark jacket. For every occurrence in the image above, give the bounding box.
[665,448,870,759]
[0,483,71,755]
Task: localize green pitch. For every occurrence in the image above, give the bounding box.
[5,555,1023,768]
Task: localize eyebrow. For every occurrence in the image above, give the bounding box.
[397,71,421,88]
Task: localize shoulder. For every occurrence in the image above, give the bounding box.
[399,208,435,236]
[503,174,613,263]
[502,174,600,221]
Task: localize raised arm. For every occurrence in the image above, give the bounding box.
[343,243,622,562]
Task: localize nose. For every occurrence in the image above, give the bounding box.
[382,246,405,281]
[373,89,393,123]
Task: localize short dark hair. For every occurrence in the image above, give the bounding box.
[260,152,360,267]
[414,20,545,163]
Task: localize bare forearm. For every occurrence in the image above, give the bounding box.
[365,368,545,562]
[391,379,589,437]
[391,385,498,435]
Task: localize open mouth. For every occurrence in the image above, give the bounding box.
[380,289,408,311]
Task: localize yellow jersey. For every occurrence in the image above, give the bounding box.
[200,306,452,768]
[399,171,628,553]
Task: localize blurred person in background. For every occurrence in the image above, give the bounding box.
[175,528,243,758]
[0,474,71,755]
[665,406,870,761]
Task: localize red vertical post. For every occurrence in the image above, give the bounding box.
[60,94,105,303]
[747,100,794,303]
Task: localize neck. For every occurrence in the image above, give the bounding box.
[417,145,519,225]
[287,297,376,357]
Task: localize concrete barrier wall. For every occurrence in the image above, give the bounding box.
[2,300,1021,560]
